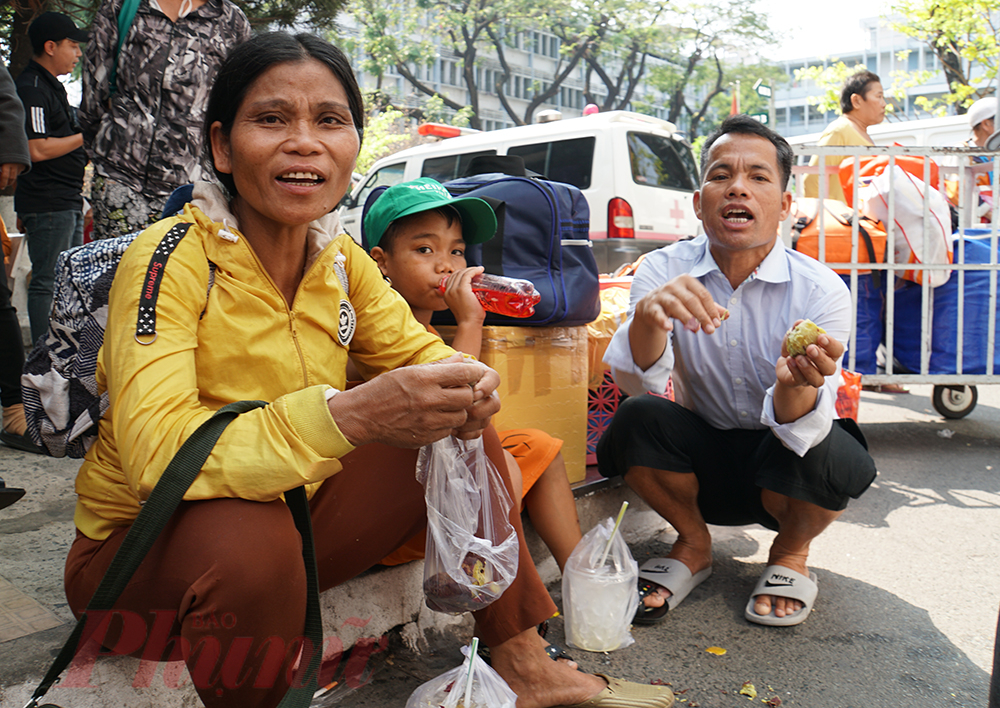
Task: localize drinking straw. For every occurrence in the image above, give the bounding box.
[598,501,629,567]
[463,637,479,706]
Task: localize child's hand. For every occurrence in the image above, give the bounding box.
[442,266,486,326]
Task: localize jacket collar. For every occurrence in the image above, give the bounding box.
[187,181,342,269]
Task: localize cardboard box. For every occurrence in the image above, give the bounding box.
[438,325,590,483]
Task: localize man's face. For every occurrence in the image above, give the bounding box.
[48,39,82,76]
[973,117,995,148]
[693,132,791,258]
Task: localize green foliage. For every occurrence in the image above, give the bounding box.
[355,106,411,173]
[795,62,897,118]
[641,0,777,137]
[889,0,999,113]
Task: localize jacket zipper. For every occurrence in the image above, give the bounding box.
[141,17,179,191]
[241,237,342,390]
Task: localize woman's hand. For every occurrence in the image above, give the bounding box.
[329,353,500,448]
[442,266,486,328]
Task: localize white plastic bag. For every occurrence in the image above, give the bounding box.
[418,436,518,614]
[860,164,953,287]
[405,644,517,708]
[562,517,639,652]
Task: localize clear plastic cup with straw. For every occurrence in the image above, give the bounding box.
[562,502,639,652]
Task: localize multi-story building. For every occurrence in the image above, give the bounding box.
[773,14,971,139]
[335,13,679,131]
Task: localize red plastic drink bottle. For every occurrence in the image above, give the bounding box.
[438,273,541,318]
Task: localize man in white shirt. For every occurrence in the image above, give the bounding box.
[598,115,876,627]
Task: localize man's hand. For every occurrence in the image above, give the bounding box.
[0,163,25,190]
[630,274,728,371]
[776,320,844,390]
[771,320,844,425]
[329,353,500,448]
[635,274,728,335]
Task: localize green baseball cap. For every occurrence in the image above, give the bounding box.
[363,177,497,249]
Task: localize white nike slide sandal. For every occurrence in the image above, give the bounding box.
[744,565,818,627]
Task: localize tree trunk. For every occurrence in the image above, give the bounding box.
[9,1,45,79]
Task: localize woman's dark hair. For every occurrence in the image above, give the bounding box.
[840,70,881,115]
[202,32,365,196]
[699,114,793,191]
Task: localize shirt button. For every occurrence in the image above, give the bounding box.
[740,410,748,418]
[730,339,738,347]
[734,377,743,385]
[730,297,738,305]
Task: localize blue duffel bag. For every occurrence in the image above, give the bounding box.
[893,232,1000,374]
[432,171,600,327]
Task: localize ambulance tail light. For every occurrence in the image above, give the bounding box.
[608,198,635,239]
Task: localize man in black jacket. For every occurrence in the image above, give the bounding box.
[15,12,89,343]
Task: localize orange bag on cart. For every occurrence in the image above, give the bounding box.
[835,369,862,421]
[839,153,940,208]
[791,198,887,284]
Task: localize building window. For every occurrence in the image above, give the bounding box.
[790,105,805,127]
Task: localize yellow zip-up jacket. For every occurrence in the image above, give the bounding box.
[75,184,455,540]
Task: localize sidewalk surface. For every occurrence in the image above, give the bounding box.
[2,384,998,707]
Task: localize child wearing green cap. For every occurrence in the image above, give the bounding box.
[360,177,584,661]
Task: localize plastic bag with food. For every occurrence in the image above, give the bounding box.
[405,643,517,708]
[418,436,518,614]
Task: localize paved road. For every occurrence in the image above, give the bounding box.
[326,384,1000,707]
[1,384,997,707]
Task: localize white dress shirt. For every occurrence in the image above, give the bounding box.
[603,235,852,456]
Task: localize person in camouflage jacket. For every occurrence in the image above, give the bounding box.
[80,0,250,239]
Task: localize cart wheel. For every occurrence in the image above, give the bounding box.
[932,385,978,419]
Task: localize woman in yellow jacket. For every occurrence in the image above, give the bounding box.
[62,31,675,708]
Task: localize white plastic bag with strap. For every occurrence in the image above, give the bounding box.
[860,164,953,287]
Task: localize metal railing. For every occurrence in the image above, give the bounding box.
[789,144,1000,390]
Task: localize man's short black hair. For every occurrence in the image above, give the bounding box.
[699,114,794,191]
[840,70,881,115]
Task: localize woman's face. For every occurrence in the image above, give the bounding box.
[851,81,887,129]
[210,58,360,232]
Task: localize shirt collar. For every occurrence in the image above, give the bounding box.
[26,60,66,95]
[689,234,791,286]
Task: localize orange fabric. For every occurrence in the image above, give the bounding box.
[1,214,9,264]
[792,198,887,275]
[839,154,940,208]
[499,428,563,497]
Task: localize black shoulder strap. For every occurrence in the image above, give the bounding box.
[135,222,194,342]
[26,401,323,708]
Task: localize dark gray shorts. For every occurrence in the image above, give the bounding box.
[596,395,877,530]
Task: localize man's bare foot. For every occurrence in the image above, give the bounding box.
[490,629,605,708]
[752,550,809,619]
[641,538,712,609]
